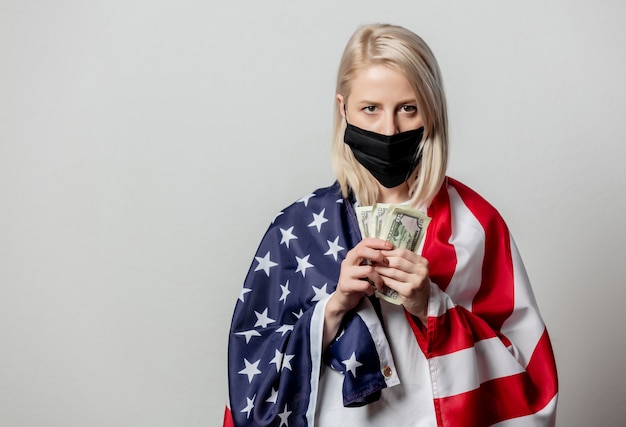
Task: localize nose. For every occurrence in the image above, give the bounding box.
[381,113,400,136]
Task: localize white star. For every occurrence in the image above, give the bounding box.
[239,287,252,303]
[324,236,344,261]
[311,283,330,302]
[279,226,298,248]
[308,208,328,232]
[279,280,291,304]
[236,329,262,344]
[336,198,344,203]
[292,309,304,319]
[269,349,285,372]
[241,394,255,419]
[254,308,275,329]
[239,359,262,383]
[342,352,363,378]
[275,324,294,336]
[295,255,313,277]
[297,193,315,207]
[272,211,284,223]
[266,388,278,403]
[254,251,278,277]
[282,353,294,371]
[269,349,295,372]
[278,404,292,427]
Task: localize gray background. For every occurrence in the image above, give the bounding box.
[1,1,625,426]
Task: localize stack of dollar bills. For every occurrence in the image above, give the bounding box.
[355,204,431,305]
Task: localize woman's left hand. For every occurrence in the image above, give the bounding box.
[373,247,430,325]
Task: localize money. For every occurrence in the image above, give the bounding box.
[355,206,373,239]
[372,203,391,239]
[355,203,431,305]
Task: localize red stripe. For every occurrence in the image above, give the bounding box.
[407,298,512,358]
[223,406,234,427]
[435,329,558,425]
[424,180,456,292]
[436,387,485,427]
[428,305,498,357]
[448,178,515,332]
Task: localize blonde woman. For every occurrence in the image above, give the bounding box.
[225,24,557,427]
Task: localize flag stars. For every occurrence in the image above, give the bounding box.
[324,236,344,261]
[236,329,262,344]
[266,388,278,403]
[279,226,298,248]
[239,287,252,303]
[308,208,328,232]
[254,251,278,277]
[278,404,292,427]
[295,255,314,277]
[297,193,316,207]
[279,281,291,304]
[272,211,284,223]
[342,352,363,378]
[275,324,294,336]
[311,283,330,302]
[269,349,295,372]
[292,309,304,319]
[254,308,275,329]
[241,395,255,419]
[238,358,262,383]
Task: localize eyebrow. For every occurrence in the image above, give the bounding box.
[354,99,418,106]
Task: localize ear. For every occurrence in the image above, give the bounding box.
[336,94,345,118]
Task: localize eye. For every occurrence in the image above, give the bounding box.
[362,105,378,114]
[400,105,417,113]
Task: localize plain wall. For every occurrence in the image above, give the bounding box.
[1,1,625,426]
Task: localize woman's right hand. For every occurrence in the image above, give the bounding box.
[322,238,392,349]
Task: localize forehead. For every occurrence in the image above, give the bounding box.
[348,65,416,103]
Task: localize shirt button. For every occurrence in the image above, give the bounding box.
[382,366,392,378]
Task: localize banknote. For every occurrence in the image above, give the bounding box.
[375,205,431,305]
[355,205,374,238]
[371,203,391,238]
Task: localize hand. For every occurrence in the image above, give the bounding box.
[322,238,392,349]
[374,247,430,324]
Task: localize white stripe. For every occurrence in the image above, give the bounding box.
[432,337,525,398]
[354,298,401,388]
[500,235,546,368]
[427,282,455,319]
[306,295,329,426]
[491,394,558,427]
[444,186,485,311]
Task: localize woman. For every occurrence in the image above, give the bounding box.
[224,24,558,427]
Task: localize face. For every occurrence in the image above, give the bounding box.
[338,65,424,136]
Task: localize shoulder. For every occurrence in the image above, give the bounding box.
[439,177,508,232]
[272,182,345,223]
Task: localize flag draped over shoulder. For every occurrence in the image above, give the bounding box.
[225,179,558,427]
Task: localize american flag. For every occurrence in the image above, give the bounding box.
[225,179,558,426]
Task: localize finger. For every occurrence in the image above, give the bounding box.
[345,242,391,266]
[361,237,394,250]
[374,265,411,283]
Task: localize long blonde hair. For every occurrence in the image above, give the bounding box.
[332,24,448,207]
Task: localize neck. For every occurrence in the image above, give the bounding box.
[377,182,410,204]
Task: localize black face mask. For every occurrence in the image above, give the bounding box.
[344,121,424,188]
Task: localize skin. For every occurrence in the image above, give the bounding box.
[322,65,431,350]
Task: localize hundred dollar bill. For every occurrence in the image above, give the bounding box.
[375,205,431,305]
[355,205,374,238]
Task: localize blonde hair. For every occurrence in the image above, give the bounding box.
[332,24,448,208]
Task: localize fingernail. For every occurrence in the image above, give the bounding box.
[383,257,389,265]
